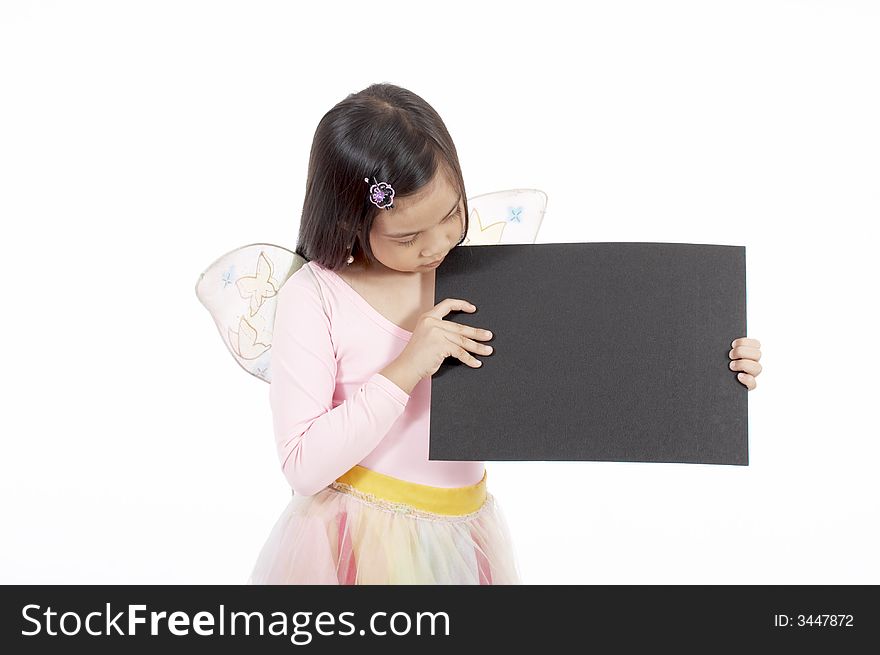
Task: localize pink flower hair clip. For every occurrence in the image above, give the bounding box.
[365,177,395,210]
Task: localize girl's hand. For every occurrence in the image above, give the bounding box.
[399,299,494,381]
[729,337,762,390]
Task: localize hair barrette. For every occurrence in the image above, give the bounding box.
[365,177,395,210]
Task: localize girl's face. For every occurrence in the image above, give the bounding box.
[366,169,464,274]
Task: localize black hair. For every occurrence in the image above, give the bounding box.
[293,83,469,271]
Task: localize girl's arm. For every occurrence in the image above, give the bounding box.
[269,274,410,496]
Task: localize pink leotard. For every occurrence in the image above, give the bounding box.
[269,260,485,495]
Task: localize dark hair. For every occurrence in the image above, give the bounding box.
[294,83,469,271]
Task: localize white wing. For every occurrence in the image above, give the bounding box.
[195,189,548,383]
[463,188,548,246]
[195,243,305,383]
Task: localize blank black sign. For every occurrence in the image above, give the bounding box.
[429,242,748,465]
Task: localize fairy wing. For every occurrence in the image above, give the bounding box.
[195,243,305,383]
[463,188,548,246]
[195,189,548,383]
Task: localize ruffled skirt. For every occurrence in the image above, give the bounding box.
[248,465,521,584]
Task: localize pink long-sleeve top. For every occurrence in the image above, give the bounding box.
[269,259,485,496]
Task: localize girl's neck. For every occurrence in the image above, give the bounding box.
[348,255,429,282]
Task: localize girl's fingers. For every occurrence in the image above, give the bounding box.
[729,358,762,377]
[729,345,761,362]
[447,321,493,341]
[736,372,757,390]
[732,337,761,349]
[429,298,477,321]
[730,336,762,389]
[445,332,494,359]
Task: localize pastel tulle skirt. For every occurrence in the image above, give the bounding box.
[248,465,521,584]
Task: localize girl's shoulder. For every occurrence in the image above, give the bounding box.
[278,260,331,317]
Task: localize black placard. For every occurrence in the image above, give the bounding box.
[429,242,748,465]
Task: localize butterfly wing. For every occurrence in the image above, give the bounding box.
[463,188,548,246]
[195,190,548,383]
[195,243,306,383]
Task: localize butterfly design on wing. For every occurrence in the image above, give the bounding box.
[227,251,279,360]
[196,243,303,380]
[229,313,271,360]
[236,251,280,317]
[462,208,507,246]
[464,189,547,246]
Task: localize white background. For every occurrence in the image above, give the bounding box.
[1,0,877,584]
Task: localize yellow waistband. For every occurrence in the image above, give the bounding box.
[332,465,488,516]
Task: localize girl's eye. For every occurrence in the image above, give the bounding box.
[398,207,461,248]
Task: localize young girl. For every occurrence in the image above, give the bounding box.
[245,83,764,585]
[247,83,522,584]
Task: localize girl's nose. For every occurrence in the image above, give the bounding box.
[423,238,449,260]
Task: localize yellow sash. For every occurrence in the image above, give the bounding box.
[334,465,487,516]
